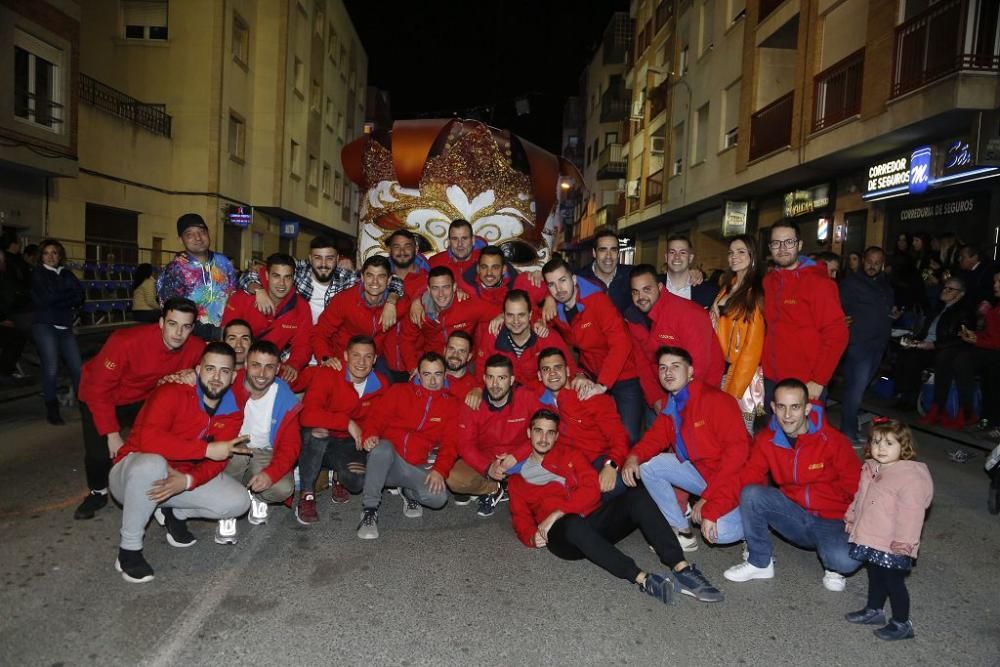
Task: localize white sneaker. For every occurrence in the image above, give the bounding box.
[724,559,775,582]
[248,494,268,526]
[675,530,699,552]
[402,495,423,518]
[214,518,239,545]
[822,570,846,592]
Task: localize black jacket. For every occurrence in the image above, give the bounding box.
[917,299,974,350]
[576,263,632,315]
[32,266,84,328]
[840,270,894,346]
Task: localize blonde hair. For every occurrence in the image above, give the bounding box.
[864,419,917,460]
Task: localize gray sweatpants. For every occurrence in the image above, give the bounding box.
[109,453,251,551]
[223,448,294,503]
[361,439,448,510]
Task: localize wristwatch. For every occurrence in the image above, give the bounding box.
[604,459,619,470]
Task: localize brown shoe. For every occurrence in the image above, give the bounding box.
[296,493,319,525]
[331,481,350,504]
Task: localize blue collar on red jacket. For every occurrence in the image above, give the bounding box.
[462,262,516,295]
[346,369,383,396]
[195,383,241,416]
[768,405,825,449]
[538,388,557,407]
[555,276,602,323]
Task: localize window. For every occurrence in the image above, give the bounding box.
[251,232,264,261]
[314,6,325,36]
[325,97,334,129]
[334,172,343,204]
[308,155,319,189]
[693,103,709,164]
[605,132,618,146]
[122,0,168,40]
[699,0,715,56]
[339,45,347,67]
[290,140,301,176]
[592,138,599,161]
[310,80,321,113]
[322,162,332,197]
[728,0,747,24]
[232,13,249,64]
[328,28,338,62]
[13,32,63,131]
[672,122,685,175]
[228,113,245,161]
[679,45,690,74]
[337,112,345,140]
[722,79,741,149]
[293,58,305,95]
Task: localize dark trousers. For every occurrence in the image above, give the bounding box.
[79,400,143,490]
[32,323,82,402]
[972,347,1000,424]
[610,377,643,445]
[896,345,974,411]
[865,563,910,622]
[298,429,367,494]
[0,324,26,374]
[546,486,685,582]
[838,340,887,441]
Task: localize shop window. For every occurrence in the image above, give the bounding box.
[122,0,168,41]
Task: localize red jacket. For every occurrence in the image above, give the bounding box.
[762,258,849,385]
[625,289,724,407]
[975,303,1000,350]
[222,274,313,370]
[536,387,630,465]
[737,406,861,520]
[446,371,481,402]
[549,277,637,388]
[362,382,460,477]
[631,380,751,522]
[428,248,480,282]
[508,445,601,547]
[229,372,303,485]
[79,324,205,436]
[475,325,577,394]
[459,263,549,310]
[113,383,243,488]
[399,295,496,370]
[300,366,389,434]
[309,284,408,364]
[457,388,540,476]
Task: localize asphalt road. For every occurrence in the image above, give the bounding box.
[1,397,998,667]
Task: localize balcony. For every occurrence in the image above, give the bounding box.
[758,0,786,24]
[892,0,1000,98]
[576,203,622,241]
[645,168,664,205]
[749,91,793,161]
[78,73,172,138]
[648,79,670,119]
[654,0,674,32]
[812,48,864,132]
[601,87,629,123]
[596,143,626,179]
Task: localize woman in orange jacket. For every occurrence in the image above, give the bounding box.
[711,235,766,431]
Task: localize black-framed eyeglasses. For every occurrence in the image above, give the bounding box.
[768,239,799,249]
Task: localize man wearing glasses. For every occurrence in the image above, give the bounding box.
[761,221,848,410]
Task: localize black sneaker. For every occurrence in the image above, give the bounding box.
[845,607,886,625]
[476,494,496,518]
[673,564,725,602]
[154,507,197,547]
[989,477,1000,516]
[873,619,914,641]
[115,548,154,583]
[452,493,473,506]
[74,491,108,520]
[639,573,676,605]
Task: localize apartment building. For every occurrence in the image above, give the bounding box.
[617,0,1000,272]
[4,0,367,270]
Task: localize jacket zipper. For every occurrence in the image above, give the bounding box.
[403,392,434,461]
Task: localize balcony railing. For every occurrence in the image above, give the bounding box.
[749,91,793,161]
[758,0,786,24]
[596,143,626,179]
[648,79,670,119]
[655,0,674,32]
[78,73,172,138]
[892,0,1000,98]
[812,48,864,132]
[646,168,664,205]
[601,89,629,123]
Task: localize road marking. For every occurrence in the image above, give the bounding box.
[141,512,270,667]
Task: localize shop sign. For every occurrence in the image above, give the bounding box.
[783,184,831,218]
[941,139,975,175]
[909,146,931,195]
[898,197,976,222]
[227,205,252,227]
[279,220,300,238]
[722,201,748,237]
[866,156,909,193]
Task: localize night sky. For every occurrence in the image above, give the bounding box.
[345,1,628,154]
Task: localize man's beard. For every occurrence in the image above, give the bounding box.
[199,378,228,401]
[312,267,333,284]
[446,358,467,373]
[393,254,415,269]
[486,387,512,406]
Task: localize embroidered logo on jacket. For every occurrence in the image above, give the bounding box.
[104,359,117,371]
[808,462,824,470]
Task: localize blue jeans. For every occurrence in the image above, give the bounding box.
[838,341,886,441]
[764,378,828,414]
[610,377,644,445]
[739,484,861,574]
[32,323,82,402]
[640,453,744,544]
